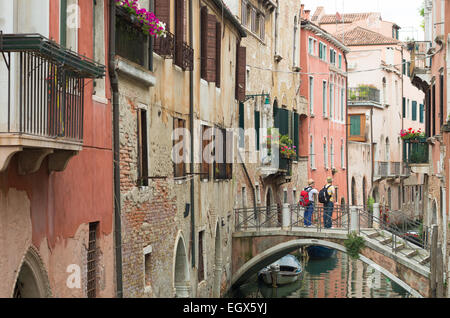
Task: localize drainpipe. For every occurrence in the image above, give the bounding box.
[189,0,195,269]
[109,0,123,298]
[344,53,349,205]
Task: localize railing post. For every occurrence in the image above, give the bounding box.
[282,203,290,230]
[373,203,380,229]
[350,206,359,234]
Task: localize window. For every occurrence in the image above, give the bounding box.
[241,0,247,24]
[255,183,261,204]
[235,45,246,101]
[198,230,205,282]
[259,15,265,40]
[412,101,417,121]
[214,128,233,180]
[310,135,315,169]
[330,48,336,65]
[61,0,79,51]
[255,109,260,151]
[341,140,345,168]
[201,125,212,180]
[420,104,424,123]
[173,118,186,178]
[138,108,149,186]
[324,137,328,169]
[329,83,333,119]
[348,114,366,141]
[201,7,217,82]
[239,102,245,148]
[308,37,315,55]
[309,76,314,115]
[340,88,345,121]
[402,97,406,118]
[144,245,152,290]
[339,54,342,68]
[331,139,334,168]
[322,81,327,117]
[242,186,247,207]
[319,42,327,61]
[87,222,99,298]
[93,0,106,98]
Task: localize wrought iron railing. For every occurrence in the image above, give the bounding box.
[404,139,429,164]
[1,50,85,141]
[175,41,194,72]
[234,204,431,260]
[348,86,381,103]
[154,31,175,59]
[115,6,152,70]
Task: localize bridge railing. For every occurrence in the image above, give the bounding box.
[289,204,351,231]
[353,206,431,260]
[234,205,281,231]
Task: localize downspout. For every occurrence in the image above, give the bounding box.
[189,0,195,269]
[344,52,349,205]
[109,0,123,298]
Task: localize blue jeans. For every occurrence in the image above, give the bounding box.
[304,203,314,226]
[324,201,334,228]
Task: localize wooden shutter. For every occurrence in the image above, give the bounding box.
[235,45,246,101]
[215,22,221,88]
[239,102,245,148]
[294,112,299,160]
[154,0,170,53]
[206,14,217,82]
[175,0,186,67]
[201,125,210,180]
[174,118,185,177]
[279,108,289,136]
[226,129,233,179]
[200,6,208,80]
[412,101,417,121]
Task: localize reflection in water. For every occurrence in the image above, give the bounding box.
[232,251,412,298]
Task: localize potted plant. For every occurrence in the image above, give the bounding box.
[115,0,166,38]
[279,135,296,160]
[400,128,426,142]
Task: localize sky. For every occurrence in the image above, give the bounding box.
[300,0,425,40]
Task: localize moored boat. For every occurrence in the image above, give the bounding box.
[306,245,336,259]
[258,255,303,287]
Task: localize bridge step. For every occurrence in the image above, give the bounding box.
[419,256,431,265]
[380,237,392,245]
[392,243,406,252]
[367,231,381,239]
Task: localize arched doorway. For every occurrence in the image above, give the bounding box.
[14,247,51,298]
[212,222,222,298]
[174,235,190,297]
[372,186,379,203]
[266,187,274,225]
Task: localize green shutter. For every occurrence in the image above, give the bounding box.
[402,97,406,118]
[412,101,417,121]
[279,108,289,135]
[420,104,424,123]
[60,0,67,47]
[350,116,361,136]
[294,113,299,160]
[255,110,260,150]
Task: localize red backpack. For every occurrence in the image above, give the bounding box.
[299,187,312,207]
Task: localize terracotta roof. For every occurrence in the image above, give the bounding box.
[319,12,380,24]
[335,26,400,46]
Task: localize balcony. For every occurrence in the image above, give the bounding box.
[260,152,292,179]
[0,33,105,174]
[374,161,410,180]
[407,41,432,90]
[348,86,381,105]
[403,139,430,174]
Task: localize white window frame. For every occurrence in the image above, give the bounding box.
[309,76,314,115]
[310,135,315,170]
[324,137,328,169]
[322,80,328,118]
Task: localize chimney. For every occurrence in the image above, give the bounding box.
[305,10,311,21]
[312,6,324,22]
[300,4,305,19]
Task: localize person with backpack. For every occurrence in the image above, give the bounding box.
[318,176,335,228]
[300,179,318,227]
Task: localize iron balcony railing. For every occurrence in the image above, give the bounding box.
[348,86,381,103]
[0,33,104,141]
[174,40,194,72]
[403,139,429,164]
[375,161,411,178]
[154,31,175,59]
[115,6,153,70]
[407,40,432,74]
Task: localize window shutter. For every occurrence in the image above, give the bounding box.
[350,116,361,136]
[420,104,424,123]
[215,22,221,88]
[200,6,208,80]
[260,15,265,40]
[235,45,246,101]
[226,129,233,179]
[206,14,217,82]
[255,110,260,150]
[279,108,289,136]
[402,97,406,118]
[175,0,186,68]
[412,101,417,121]
[154,0,171,53]
[239,102,245,148]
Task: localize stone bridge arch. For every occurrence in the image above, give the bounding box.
[231,237,423,298]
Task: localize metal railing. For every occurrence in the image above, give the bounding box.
[348,86,381,103]
[154,31,175,59]
[1,50,84,141]
[234,204,431,258]
[404,139,429,164]
[375,161,411,178]
[175,40,194,72]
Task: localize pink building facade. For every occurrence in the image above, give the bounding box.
[300,13,349,204]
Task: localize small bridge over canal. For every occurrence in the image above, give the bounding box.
[231,204,440,298]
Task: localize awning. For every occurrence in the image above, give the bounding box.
[0,33,105,78]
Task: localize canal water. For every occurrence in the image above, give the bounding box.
[231,250,412,298]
